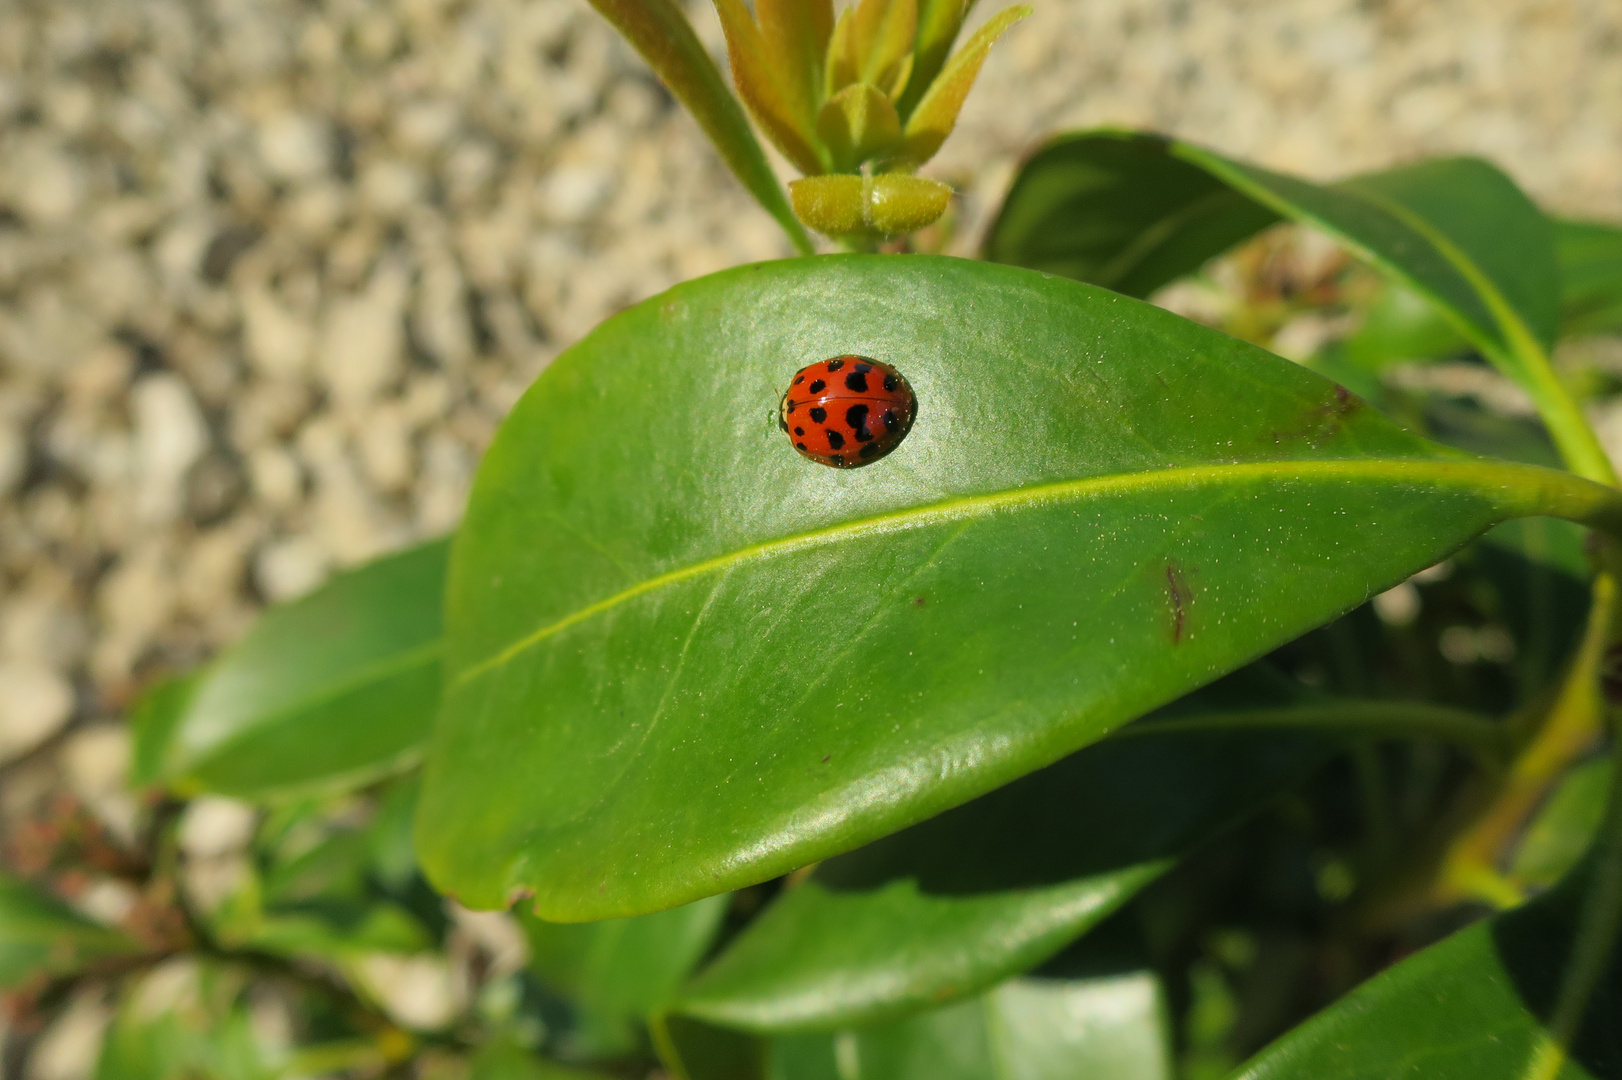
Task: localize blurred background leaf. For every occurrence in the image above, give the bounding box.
[133,539,447,800]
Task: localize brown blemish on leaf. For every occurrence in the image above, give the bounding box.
[912,594,927,607]
[1267,383,1367,449]
[1166,562,1191,644]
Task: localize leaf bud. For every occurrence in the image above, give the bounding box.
[789,173,952,241]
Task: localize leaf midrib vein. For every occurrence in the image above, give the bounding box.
[453,458,1608,687]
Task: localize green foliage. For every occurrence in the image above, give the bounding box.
[1229,864,1622,1079]
[414,253,1619,919]
[133,539,447,800]
[673,664,1326,1032]
[11,14,1622,1076]
[0,873,139,988]
[985,130,1614,481]
[520,896,728,1057]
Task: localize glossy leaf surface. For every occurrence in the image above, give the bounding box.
[767,969,1173,1080]
[0,872,138,987]
[675,666,1326,1032]
[136,540,447,800]
[415,255,1622,919]
[1230,867,1622,1079]
[521,897,729,1058]
[984,131,1279,297]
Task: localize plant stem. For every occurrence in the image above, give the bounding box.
[1434,571,1616,908]
[1521,743,1622,1080]
[1116,703,1506,756]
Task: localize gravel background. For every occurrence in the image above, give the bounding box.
[0,0,1619,872]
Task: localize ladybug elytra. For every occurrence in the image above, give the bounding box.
[778,356,916,468]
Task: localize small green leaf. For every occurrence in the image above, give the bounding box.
[1228,865,1622,1080]
[1513,758,1612,890]
[895,0,970,119]
[137,539,447,800]
[129,671,200,789]
[715,0,825,176]
[899,5,1030,166]
[674,666,1327,1032]
[850,0,917,97]
[0,873,139,988]
[415,256,1622,920]
[520,897,729,1058]
[1557,218,1622,337]
[816,84,903,172]
[824,7,859,98]
[587,0,813,252]
[755,0,835,139]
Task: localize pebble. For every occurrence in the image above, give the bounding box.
[25,989,110,1080]
[0,661,75,764]
[131,374,210,525]
[349,953,466,1031]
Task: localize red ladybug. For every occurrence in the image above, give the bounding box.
[779,356,916,468]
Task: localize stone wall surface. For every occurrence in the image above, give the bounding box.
[0,0,1617,786]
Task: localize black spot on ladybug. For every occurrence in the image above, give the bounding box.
[844,371,869,392]
[853,362,872,373]
[794,426,804,436]
[829,453,845,465]
[809,406,827,423]
[826,429,846,449]
[795,442,808,451]
[859,443,879,459]
[884,410,900,432]
[809,379,826,393]
[883,373,899,391]
[826,358,845,371]
[787,400,797,414]
[794,375,804,384]
[846,404,872,441]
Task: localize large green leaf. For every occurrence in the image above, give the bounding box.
[674,665,1327,1032]
[1228,864,1622,1079]
[765,970,1173,1080]
[520,896,729,1059]
[415,255,1622,919]
[135,539,447,799]
[984,131,1279,297]
[0,873,139,988]
[983,131,1609,479]
[657,961,1172,1080]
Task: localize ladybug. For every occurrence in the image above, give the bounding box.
[778,356,916,468]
